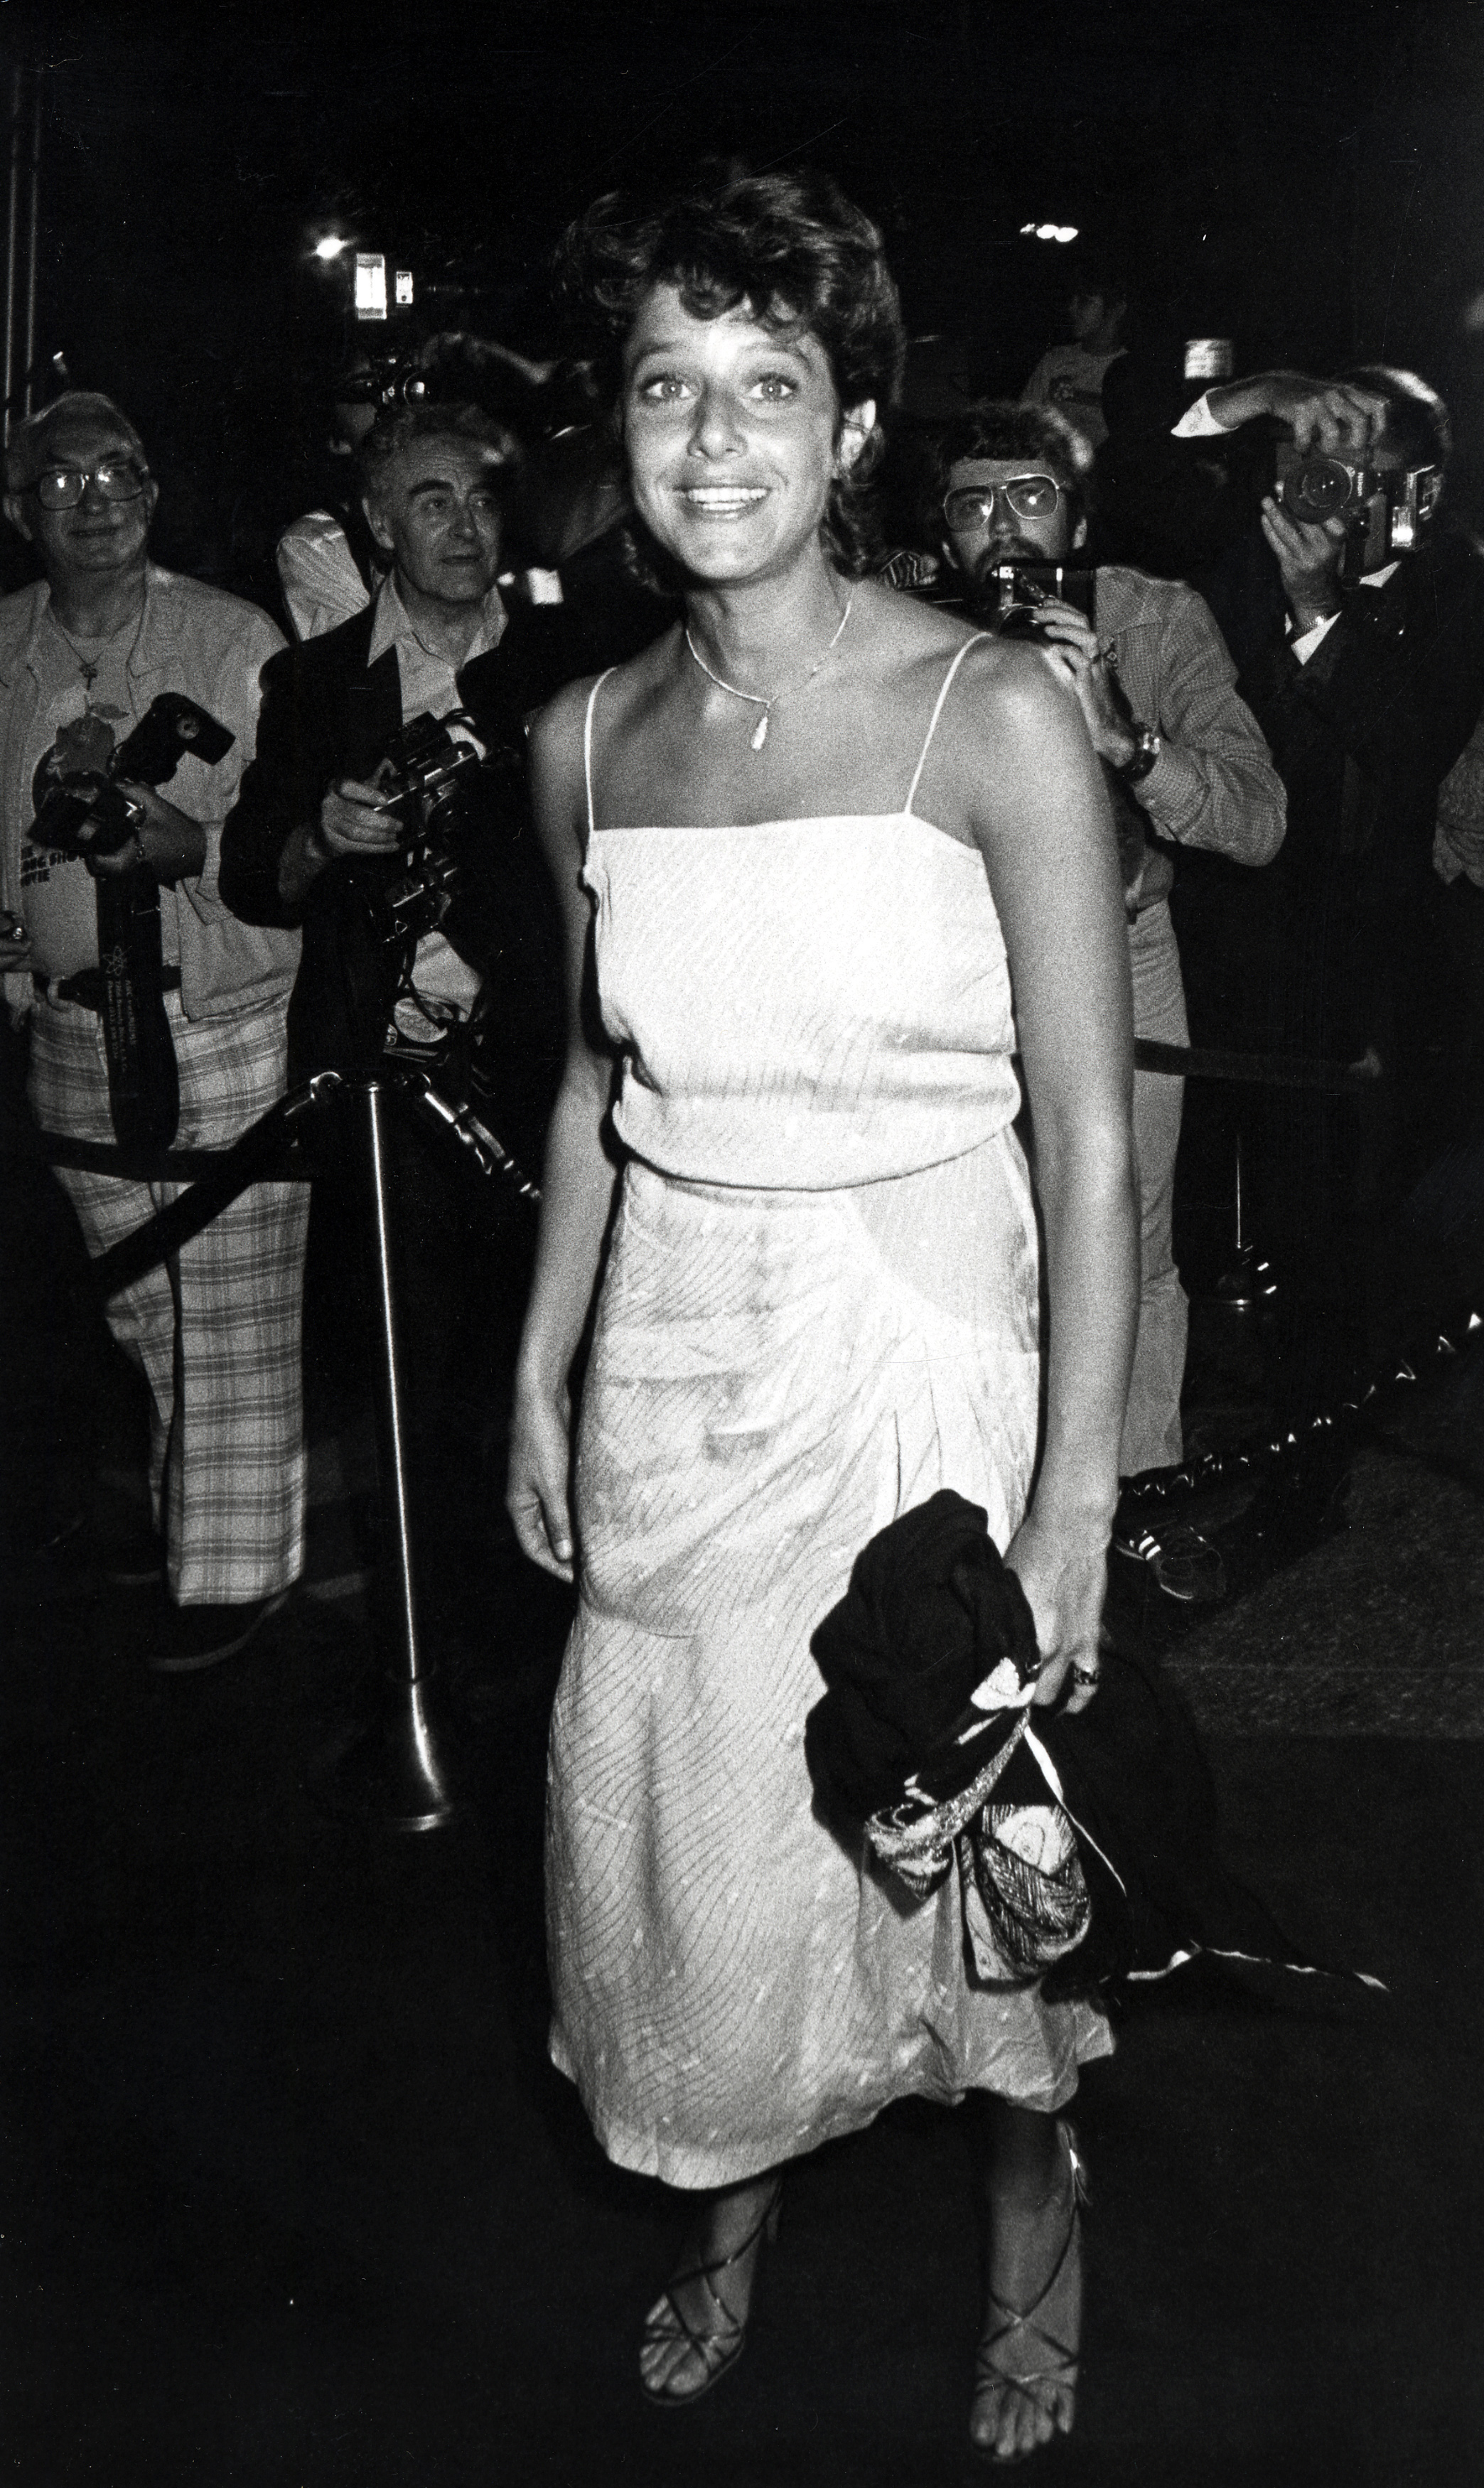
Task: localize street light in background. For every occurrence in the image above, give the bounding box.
[313,233,350,262]
[1020,222,1080,243]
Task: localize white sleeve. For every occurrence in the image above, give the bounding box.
[1289,612,1342,664]
[1171,392,1232,439]
[276,513,372,643]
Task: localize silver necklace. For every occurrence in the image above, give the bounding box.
[48,601,141,710]
[684,591,854,752]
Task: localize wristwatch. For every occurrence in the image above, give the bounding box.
[1114,724,1161,785]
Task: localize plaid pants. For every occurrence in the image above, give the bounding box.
[28,988,308,1604]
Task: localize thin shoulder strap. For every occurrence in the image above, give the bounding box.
[583,668,618,837]
[903,633,991,818]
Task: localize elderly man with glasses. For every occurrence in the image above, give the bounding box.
[923,402,1286,1603]
[0,390,305,1668]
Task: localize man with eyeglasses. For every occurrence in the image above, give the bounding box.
[925,403,1285,1604]
[0,390,306,1669]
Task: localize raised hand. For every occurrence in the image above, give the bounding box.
[1208,370,1392,455]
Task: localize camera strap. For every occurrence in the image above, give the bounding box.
[95,871,181,1156]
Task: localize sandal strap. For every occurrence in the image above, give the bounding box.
[662,2179,783,2298]
[650,2270,746,2363]
[975,2182,1083,2393]
[640,2177,783,2399]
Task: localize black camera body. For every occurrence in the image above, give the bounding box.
[363,712,490,950]
[31,694,235,861]
[334,354,436,413]
[1274,441,1442,555]
[972,564,1097,638]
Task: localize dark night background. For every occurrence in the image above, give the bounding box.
[6,10,1484,2484]
[6,0,1484,601]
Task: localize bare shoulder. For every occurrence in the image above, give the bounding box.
[529,626,680,766]
[929,624,1080,763]
[857,579,1062,720]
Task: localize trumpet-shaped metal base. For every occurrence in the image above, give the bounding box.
[318,1673,457,1833]
[1213,1243,1277,1312]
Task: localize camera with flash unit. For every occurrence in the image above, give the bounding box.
[1274,440,1442,554]
[31,695,235,862]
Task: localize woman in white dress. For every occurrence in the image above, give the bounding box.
[507,163,1138,2465]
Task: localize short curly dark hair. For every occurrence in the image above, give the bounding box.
[553,159,905,577]
[929,402,1090,500]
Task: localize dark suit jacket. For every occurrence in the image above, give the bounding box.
[220,599,595,1164]
[1242,528,1484,1056]
[1175,527,1484,1061]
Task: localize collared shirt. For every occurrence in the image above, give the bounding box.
[367,569,506,713]
[1288,565,1399,663]
[367,572,507,1036]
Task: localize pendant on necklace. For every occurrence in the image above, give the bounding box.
[750,711,770,753]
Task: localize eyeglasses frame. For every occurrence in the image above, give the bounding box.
[20,459,151,511]
[941,475,1069,530]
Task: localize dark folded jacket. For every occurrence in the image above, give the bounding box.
[806,1489,1372,2000]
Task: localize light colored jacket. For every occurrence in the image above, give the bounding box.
[0,564,299,1020]
[1095,564,1286,911]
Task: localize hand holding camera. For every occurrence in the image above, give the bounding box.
[85,781,204,882]
[1259,494,1348,632]
[316,773,407,861]
[30,692,231,881]
[1026,597,1141,769]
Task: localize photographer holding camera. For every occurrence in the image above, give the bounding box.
[930,403,1285,1599]
[222,400,591,1609]
[1171,367,1484,1387]
[0,392,306,1668]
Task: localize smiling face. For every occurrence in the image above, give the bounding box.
[620,284,875,586]
[363,435,508,611]
[4,414,157,589]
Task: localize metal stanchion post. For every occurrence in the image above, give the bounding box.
[321,1076,456,1831]
[1214,1127,1277,1312]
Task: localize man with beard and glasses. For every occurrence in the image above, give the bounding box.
[927,402,1285,1600]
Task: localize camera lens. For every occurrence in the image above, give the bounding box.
[1285,458,1353,520]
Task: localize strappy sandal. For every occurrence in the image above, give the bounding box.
[971,2123,1087,2466]
[639,2180,783,2408]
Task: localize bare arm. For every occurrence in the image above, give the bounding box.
[961,645,1139,1707]
[505,680,621,1580]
